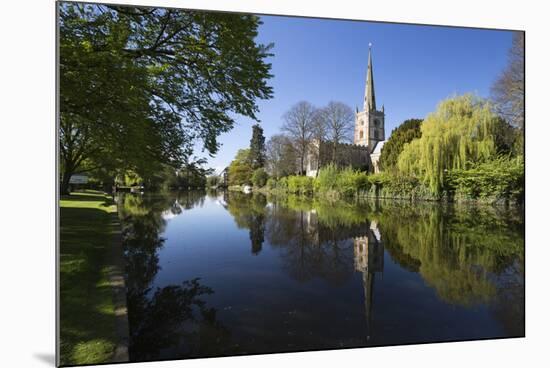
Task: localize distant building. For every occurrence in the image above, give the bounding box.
[306,46,386,176]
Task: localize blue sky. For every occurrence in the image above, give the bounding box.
[202,15,515,173]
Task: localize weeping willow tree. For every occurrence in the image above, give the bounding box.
[398,94,512,195]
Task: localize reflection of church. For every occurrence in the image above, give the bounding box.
[354,220,384,341]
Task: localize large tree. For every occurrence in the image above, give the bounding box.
[265,134,297,178]
[59,3,273,193]
[491,32,524,131]
[318,101,354,162]
[398,95,515,195]
[281,101,316,174]
[228,149,253,186]
[379,118,423,172]
[249,124,266,169]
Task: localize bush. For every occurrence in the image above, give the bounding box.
[336,167,369,197]
[266,177,277,190]
[277,176,288,190]
[445,155,524,202]
[316,164,340,193]
[251,168,269,187]
[314,165,370,198]
[287,175,314,195]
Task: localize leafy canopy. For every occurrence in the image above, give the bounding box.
[398,94,514,194]
[59,3,273,190]
[249,124,267,169]
[379,119,423,172]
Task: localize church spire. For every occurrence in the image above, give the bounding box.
[364,44,376,112]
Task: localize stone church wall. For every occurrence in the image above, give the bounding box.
[306,140,371,177]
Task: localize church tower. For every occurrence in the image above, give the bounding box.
[354,45,385,153]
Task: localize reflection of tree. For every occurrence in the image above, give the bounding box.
[118,192,232,361]
[491,259,524,336]
[263,195,523,334]
[120,194,169,293]
[176,190,206,210]
[370,200,524,309]
[226,193,267,255]
[128,278,232,361]
[262,196,362,285]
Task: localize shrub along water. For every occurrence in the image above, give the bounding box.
[264,161,523,204]
[445,155,524,203]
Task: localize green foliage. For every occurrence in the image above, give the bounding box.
[249,124,267,169]
[122,170,143,187]
[379,118,423,172]
[266,177,277,190]
[315,164,369,197]
[228,149,253,186]
[363,172,435,200]
[206,175,222,188]
[373,202,523,307]
[398,94,516,195]
[251,168,269,187]
[277,177,288,190]
[366,172,390,186]
[287,175,314,195]
[446,155,524,202]
[59,3,274,193]
[151,163,210,190]
[315,164,339,193]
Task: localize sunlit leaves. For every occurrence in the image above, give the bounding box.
[397,95,513,194]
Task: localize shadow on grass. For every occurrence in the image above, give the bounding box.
[59,203,119,366]
[61,191,115,206]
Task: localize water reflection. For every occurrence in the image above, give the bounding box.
[119,191,524,361]
[119,192,233,361]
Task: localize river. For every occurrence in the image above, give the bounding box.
[118,190,524,362]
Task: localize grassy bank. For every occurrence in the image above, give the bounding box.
[59,191,119,365]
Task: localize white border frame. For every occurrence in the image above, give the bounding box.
[1,1,548,367]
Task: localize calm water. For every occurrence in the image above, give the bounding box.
[119,191,524,362]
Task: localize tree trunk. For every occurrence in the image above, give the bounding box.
[60,169,72,195]
[60,156,76,195]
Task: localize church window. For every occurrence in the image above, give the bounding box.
[360,130,364,139]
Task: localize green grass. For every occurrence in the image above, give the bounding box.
[60,190,119,366]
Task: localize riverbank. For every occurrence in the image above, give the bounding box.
[59,190,128,365]
[252,164,524,206]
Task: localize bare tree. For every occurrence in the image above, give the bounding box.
[492,32,524,131]
[281,101,317,174]
[266,134,297,178]
[308,109,328,174]
[319,101,355,162]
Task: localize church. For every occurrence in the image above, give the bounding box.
[305,46,386,177]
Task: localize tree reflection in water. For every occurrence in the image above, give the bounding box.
[225,192,267,255]
[119,191,524,360]
[225,192,524,339]
[118,192,233,361]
